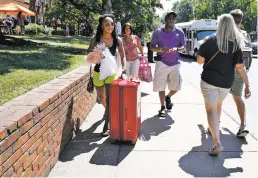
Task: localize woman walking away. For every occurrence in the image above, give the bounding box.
[122,23,144,80]
[197,14,251,156]
[87,14,126,137]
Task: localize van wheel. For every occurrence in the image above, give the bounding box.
[193,50,198,60]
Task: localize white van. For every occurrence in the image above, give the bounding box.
[175,19,217,59]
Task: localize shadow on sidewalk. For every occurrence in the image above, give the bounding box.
[178,124,247,177]
[59,118,105,162]
[141,92,149,97]
[139,113,174,141]
[89,138,135,166]
[89,113,175,165]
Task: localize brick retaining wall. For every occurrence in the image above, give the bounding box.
[0,65,97,177]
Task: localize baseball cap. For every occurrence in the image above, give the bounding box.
[165,11,177,18]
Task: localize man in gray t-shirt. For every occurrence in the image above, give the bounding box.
[229,9,251,138]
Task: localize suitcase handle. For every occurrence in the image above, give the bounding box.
[118,78,140,84]
[125,104,128,124]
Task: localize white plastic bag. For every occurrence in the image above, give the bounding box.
[115,50,122,77]
[99,48,117,80]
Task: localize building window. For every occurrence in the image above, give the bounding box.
[24,0,30,3]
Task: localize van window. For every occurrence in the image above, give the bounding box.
[196,30,216,40]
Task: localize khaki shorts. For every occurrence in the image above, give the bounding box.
[201,80,230,103]
[230,71,244,96]
[153,62,182,92]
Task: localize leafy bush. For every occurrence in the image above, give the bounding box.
[25,23,45,35]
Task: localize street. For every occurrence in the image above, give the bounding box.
[179,55,258,138]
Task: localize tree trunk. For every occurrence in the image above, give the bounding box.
[29,0,36,23]
[102,0,112,14]
[29,0,36,12]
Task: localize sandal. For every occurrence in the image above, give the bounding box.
[101,121,110,137]
[208,143,224,156]
[165,96,173,110]
[158,106,166,117]
[102,129,110,137]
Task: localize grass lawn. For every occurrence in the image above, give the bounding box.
[17,35,90,49]
[0,35,91,105]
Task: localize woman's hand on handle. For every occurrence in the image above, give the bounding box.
[121,70,127,80]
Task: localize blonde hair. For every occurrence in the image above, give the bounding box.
[216,14,245,53]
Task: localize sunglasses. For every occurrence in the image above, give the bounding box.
[104,22,114,27]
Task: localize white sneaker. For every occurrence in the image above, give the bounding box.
[237,125,249,138]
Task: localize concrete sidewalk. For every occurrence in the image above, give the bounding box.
[49,62,258,177]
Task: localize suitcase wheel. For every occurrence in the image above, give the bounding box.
[131,140,137,145]
[110,139,117,144]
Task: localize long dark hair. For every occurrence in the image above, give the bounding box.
[17,12,22,18]
[95,14,118,50]
[122,22,133,35]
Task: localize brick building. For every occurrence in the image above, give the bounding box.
[0,0,52,24]
[0,0,30,9]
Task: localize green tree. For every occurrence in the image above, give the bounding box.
[172,0,257,32]
[45,0,164,36]
[172,0,193,22]
[111,0,163,35]
[45,0,101,33]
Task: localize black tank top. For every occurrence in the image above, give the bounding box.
[94,37,118,72]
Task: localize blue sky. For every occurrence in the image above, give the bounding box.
[156,0,178,17]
